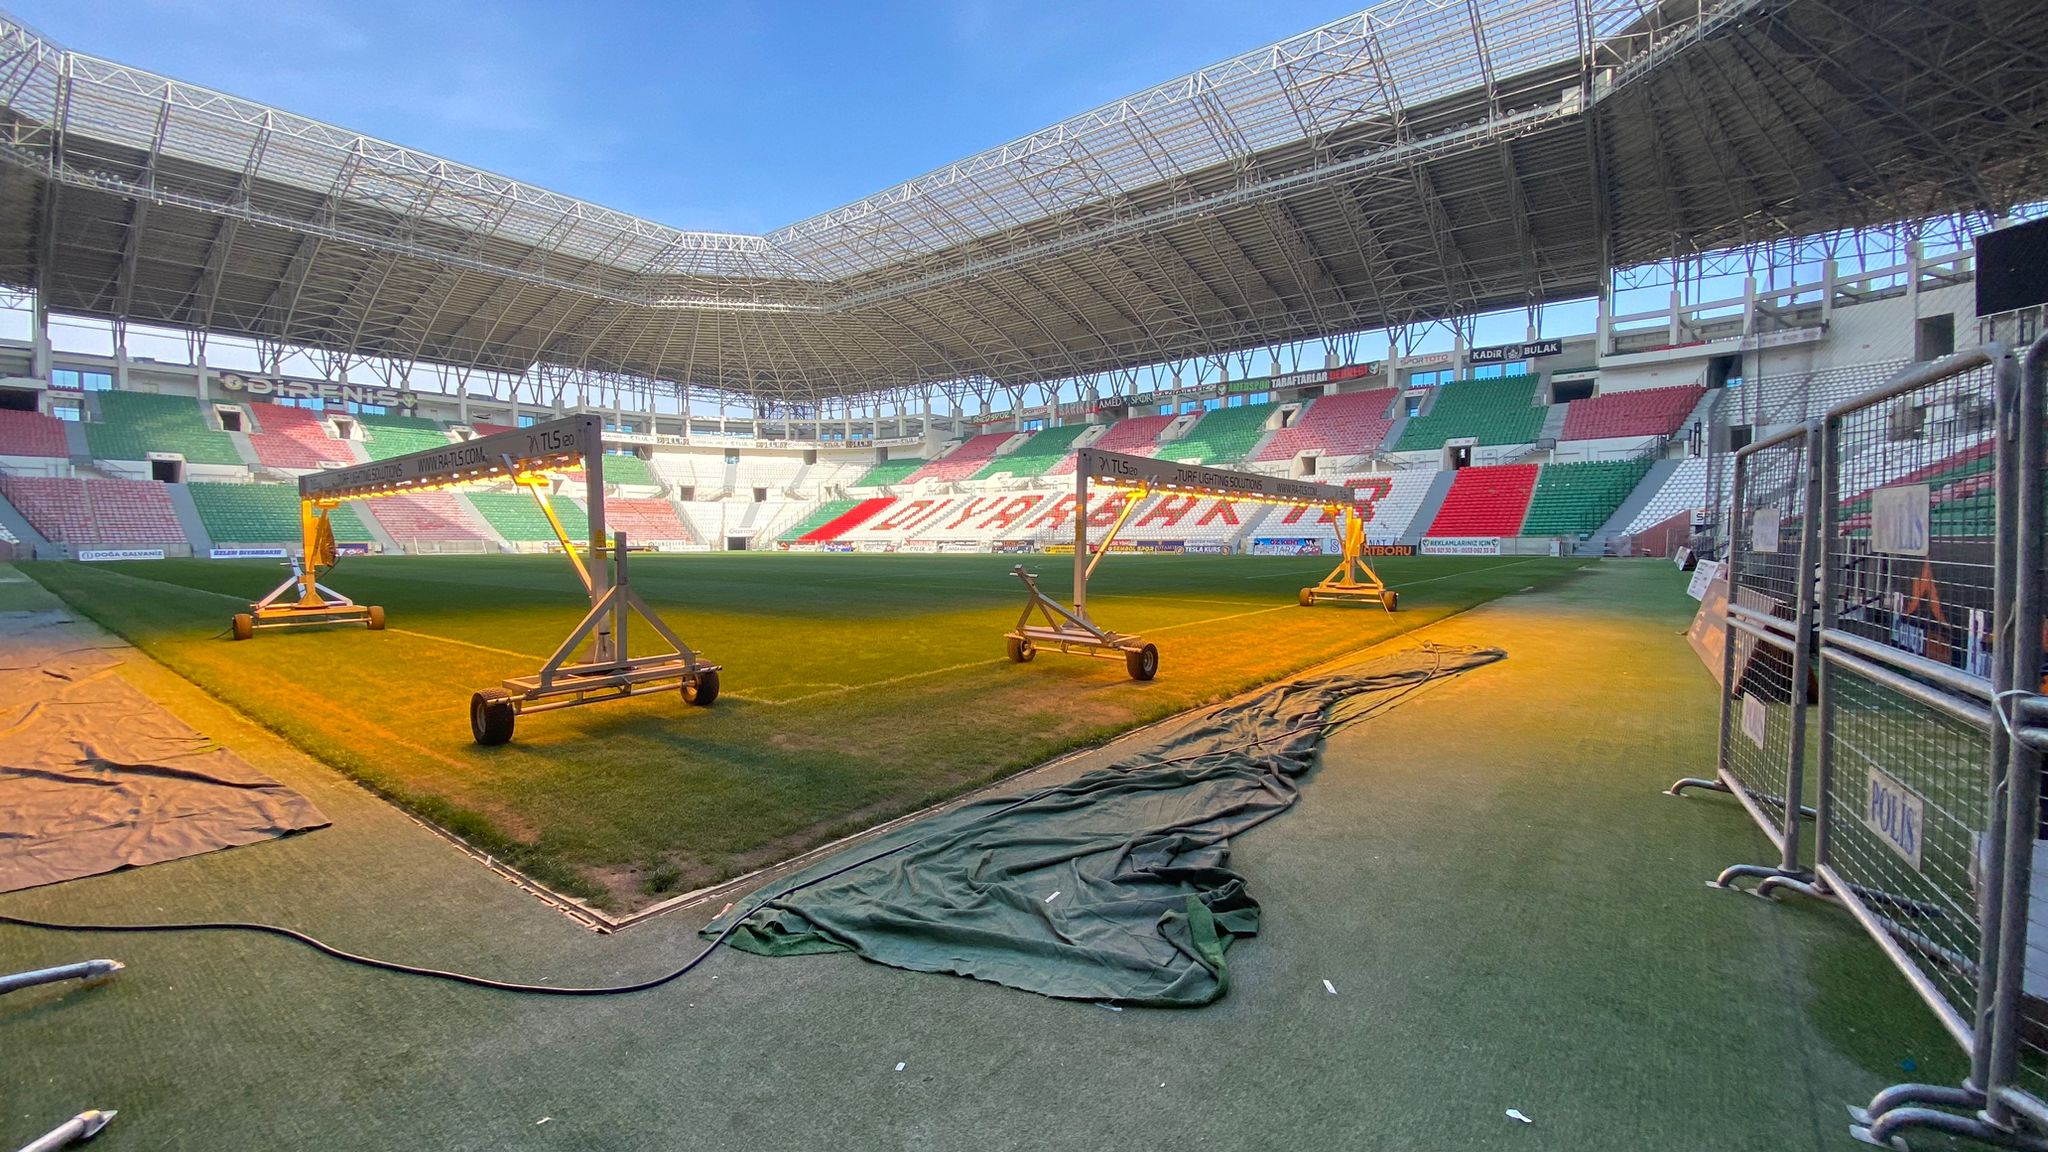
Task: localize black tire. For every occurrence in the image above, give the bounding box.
[1381,589,1399,611]
[1006,636,1036,663]
[1125,643,1159,681]
[231,613,253,641]
[684,668,720,706]
[1298,588,1315,607]
[366,605,386,630]
[470,690,516,746]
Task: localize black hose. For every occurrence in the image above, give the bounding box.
[0,648,1462,996]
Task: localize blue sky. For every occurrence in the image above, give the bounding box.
[22,0,1359,235]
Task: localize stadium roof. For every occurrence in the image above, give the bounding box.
[0,0,2044,404]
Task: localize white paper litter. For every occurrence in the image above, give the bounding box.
[536,1118,551,1125]
[1322,979,1337,995]
[1101,1004,1122,1013]
[1045,891,1061,903]
[1506,1109,1532,1124]
[895,1062,906,1072]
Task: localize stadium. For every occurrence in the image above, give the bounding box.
[4,0,2048,1148]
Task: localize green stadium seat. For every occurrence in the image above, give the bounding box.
[86,391,241,464]
[354,412,451,461]
[467,491,590,542]
[973,423,1092,479]
[782,499,858,541]
[1162,403,1277,465]
[188,482,371,543]
[1394,375,1547,451]
[854,457,926,487]
[594,451,657,486]
[1518,458,1655,538]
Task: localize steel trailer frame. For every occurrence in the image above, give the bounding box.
[237,414,720,745]
[1006,447,1387,680]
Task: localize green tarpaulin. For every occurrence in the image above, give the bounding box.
[705,644,1504,1006]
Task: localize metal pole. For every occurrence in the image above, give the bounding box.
[1777,423,1821,874]
[583,416,612,662]
[1073,459,1088,618]
[1809,412,1841,879]
[15,1110,116,1152]
[1715,450,1746,784]
[1987,341,2044,1125]
[0,960,122,995]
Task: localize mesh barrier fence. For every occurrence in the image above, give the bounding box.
[1699,424,1819,873]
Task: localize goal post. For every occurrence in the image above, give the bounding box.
[233,414,721,745]
[1005,447,1395,681]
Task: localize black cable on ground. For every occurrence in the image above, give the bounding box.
[0,647,1467,996]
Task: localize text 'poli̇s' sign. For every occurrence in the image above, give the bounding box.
[1864,767,1925,870]
[1870,484,1932,556]
[217,371,418,411]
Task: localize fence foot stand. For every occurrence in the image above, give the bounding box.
[1849,1082,1983,1129]
[1858,1104,2048,1151]
[1666,776,1729,798]
[1754,874,1833,903]
[18,1109,116,1152]
[1709,863,1809,894]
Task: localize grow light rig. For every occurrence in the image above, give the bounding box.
[1005,447,1395,681]
[234,414,720,745]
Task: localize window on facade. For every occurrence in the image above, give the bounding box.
[52,368,114,392]
[346,402,387,416]
[517,414,538,428]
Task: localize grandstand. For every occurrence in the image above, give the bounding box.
[605,497,696,545]
[1558,385,1702,442]
[0,475,187,545]
[903,432,1013,483]
[467,491,590,543]
[189,482,371,543]
[1254,390,1397,463]
[245,403,358,470]
[0,408,68,458]
[1517,458,1654,538]
[1424,464,1540,537]
[597,452,658,487]
[973,423,1091,479]
[1621,456,1711,538]
[1394,376,1547,452]
[85,391,240,465]
[852,457,925,489]
[1045,415,1173,474]
[1159,402,1277,465]
[367,492,493,546]
[354,412,451,461]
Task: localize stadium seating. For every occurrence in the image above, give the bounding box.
[1623,457,1710,535]
[1424,464,1539,537]
[1517,458,1655,537]
[1737,360,1908,425]
[189,482,371,543]
[1559,385,1703,441]
[468,422,514,436]
[604,498,694,544]
[1394,375,1546,451]
[781,499,857,541]
[904,432,1012,483]
[0,476,188,545]
[1253,389,1397,462]
[85,391,241,464]
[0,409,69,458]
[1045,414,1175,474]
[973,423,1092,479]
[1261,471,1439,540]
[355,412,451,461]
[1160,402,1277,465]
[246,403,356,470]
[853,457,926,488]
[367,492,491,543]
[802,496,895,542]
[595,451,657,486]
[466,491,589,542]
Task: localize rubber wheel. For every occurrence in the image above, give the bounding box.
[231,613,253,641]
[1125,643,1159,681]
[684,668,720,706]
[366,605,386,630]
[1006,636,1036,663]
[1381,589,1399,611]
[470,690,516,746]
[1298,588,1315,607]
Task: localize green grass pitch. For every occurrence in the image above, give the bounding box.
[21,551,1588,910]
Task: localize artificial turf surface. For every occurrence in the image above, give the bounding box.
[0,561,1966,1151]
[18,552,1586,909]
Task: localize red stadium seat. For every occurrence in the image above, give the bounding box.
[0,409,70,459]
[1253,389,1397,461]
[1424,464,1540,537]
[1559,385,1703,441]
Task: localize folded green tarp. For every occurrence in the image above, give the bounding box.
[704,644,1505,1006]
